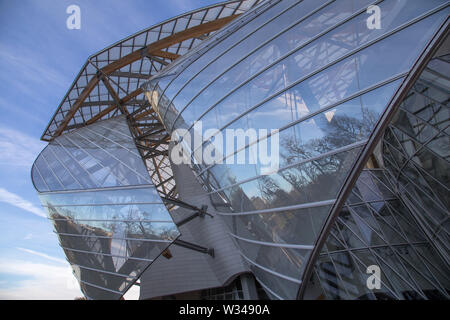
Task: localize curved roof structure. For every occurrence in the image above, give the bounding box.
[39,0,265,200]
[41,0,264,142]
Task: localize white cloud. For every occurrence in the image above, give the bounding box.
[0,126,46,168]
[0,259,82,300]
[2,248,140,300]
[0,188,46,218]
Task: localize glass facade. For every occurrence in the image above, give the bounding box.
[33,0,449,300]
[305,35,450,300]
[32,116,180,299]
[308,169,449,300]
[143,0,449,299]
[383,53,450,266]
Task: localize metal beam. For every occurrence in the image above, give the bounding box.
[175,205,209,227]
[173,239,214,257]
[161,196,213,219]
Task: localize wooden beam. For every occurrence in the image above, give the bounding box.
[86,105,117,125]
[53,76,99,137]
[122,88,143,104]
[101,76,132,117]
[100,76,121,105]
[51,15,239,139]
[151,50,180,60]
[134,108,156,121]
[101,15,238,74]
[85,87,144,125]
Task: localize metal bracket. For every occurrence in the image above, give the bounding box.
[161,196,213,227]
[140,47,169,66]
[147,55,169,66]
[161,197,215,257]
[139,47,148,59]
[95,70,104,80]
[173,239,214,258]
[174,205,210,228]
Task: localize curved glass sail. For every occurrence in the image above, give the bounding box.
[307,169,449,300]
[143,0,449,299]
[31,116,180,299]
[383,52,450,267]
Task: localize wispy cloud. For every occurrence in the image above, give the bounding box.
[0,188,46,218]
[23,233,33,240]
[17,247,66,264]
[0,44,70,89]
[0,127,46,167]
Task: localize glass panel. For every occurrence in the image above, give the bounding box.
[172,2,447,136]
[39,187,161,206]
[312,166,449,300]
[163,0,300,113]
[170,0,332,127]
[209,147,360,213]
[79,281,121,300]
[33,116,180,299]
[237,238,309,281]
[45,203,173,223]
[31,163,49,192]
[251,263,301,300]
[224,205,331,246]
[72,266,135,294]
[31,115,152,192]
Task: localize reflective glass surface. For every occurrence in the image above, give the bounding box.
[308,170,449,300]
[32,116,180,299]
[143,0,448,299]
[32,116,152,192]
[307,36,449,300]
[383,46,450,267]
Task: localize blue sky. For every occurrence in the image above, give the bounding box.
[0,0,218,300]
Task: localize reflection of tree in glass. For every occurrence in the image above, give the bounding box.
[282,109,377,166]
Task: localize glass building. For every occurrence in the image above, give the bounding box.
[32,0,449,300]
